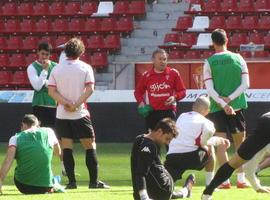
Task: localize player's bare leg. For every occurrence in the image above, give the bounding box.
[205,146,215,186]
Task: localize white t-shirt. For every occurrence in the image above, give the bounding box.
[48,59,95,120]
[9,127,59,148]
[168,111,216,154]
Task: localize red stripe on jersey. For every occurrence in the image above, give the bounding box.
[48,84,56,87]
[195,132,203,147]
[85,82,95,86]
[203,78,212,82]
[8,145,17,148]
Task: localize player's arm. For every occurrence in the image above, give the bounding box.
[174,70,186,101]
[134,73,147,107]
[27,64,48,91]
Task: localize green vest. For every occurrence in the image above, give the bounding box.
[32,61,57,107]
[207,52,248,113]
[14,128,53,187]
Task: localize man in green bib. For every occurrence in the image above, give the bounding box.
[27,42,57,128]
[0,114,61,194]
[203,29,250,189]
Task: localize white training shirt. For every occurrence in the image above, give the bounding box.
[8,127,59,148]
[168,111,216,154]
[48,58,95,120]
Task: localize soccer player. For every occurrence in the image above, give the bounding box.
[131,118,195,200]
[255,155,270,175]
[165,97,230,187]
[134,49,186,131]
[27,42,57,128]
[48,38,109,189]
[202,112,270,200]
[203,29,250,188]
[0,114,61,194]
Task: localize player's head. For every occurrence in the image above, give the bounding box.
[64,38,85,59]
[211,29,228,49]
[21,114,40,131]
[192,96,210,116]
[152,118,178,145]
[152,49,168,72]
[37,42,52,62]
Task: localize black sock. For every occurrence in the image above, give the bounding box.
[203,162,235,195]
[86,149,98,185]
[63,149,76,183]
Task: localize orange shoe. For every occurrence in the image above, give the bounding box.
[218,183,231,189]
[237,181,250,189]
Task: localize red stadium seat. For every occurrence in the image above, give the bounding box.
[53,19,68,32]
[164,33,180,43]
[65,2,81,15]
[26,53,37,65]
[50,2,65,16]
[40,36,56,47]
[10,71,30,86]
[180,33,197,46]
[34,2,50,16]
[2,3,17,16]
[226,16,242,30]
[0,54,10,68]
[36,19,52,33]
[0,37,7,51]
[0,71,13,87]
[242,16,258,29]
[18,3,33,16]
[87,35,105,50]
[185,51,201,59]
[113,1,130,15]
[20,19,36,33]
[201,51,215,59]
[259,16,270,29]
[221,0,237,12]
[254,51,270,58]
[91,52,108,68]
[0,19,4,32]
[101,18,117,33]
[80,53,91,64]
[85,18,102,33]
[129,1,146,15]
[264,33,270,47]
[204,0,221,12]
[174,16,193,31]
[239,51,252,58]
[50,53,59,62]
[255,0,270,10]
[116,17,134,32]
[168,51,184,60]
[209,16,226,29]
[81,2,98,15]
[249,33,264,44]
[23,36,38,50]
[55,36,70,47]
[6,37,23,50]
[5,19,20,33]
[9,54,27,68]
[230,33,248,47]
[69,18,85,32]
[238,0,254,12]
[104,34,121,50]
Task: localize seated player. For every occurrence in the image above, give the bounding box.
[131,118,195,200]
[202,112,270,200]
[0,114,62,194]
[165,97,230,192]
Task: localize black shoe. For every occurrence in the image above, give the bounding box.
[65,182,77,189]
[89,181,110,189]
[183,174,195,198]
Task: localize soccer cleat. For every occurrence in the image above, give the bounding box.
[89,181,110,189]
[237,181,250,189]
[218,183,231,189]
[183,174,196,198]
[201,194,213,200]
[65,182,77,189]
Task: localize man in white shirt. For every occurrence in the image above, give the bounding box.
[48,38,109,190]
[165,97,230,190]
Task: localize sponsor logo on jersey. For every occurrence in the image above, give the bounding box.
[150,82,170,92]
[141,146,151,153]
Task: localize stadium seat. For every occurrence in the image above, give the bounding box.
[101,18,117,33]
[104,34,121,50]
[185,51,201,59]
[34,2,50,16]
[221,0,237,12]
[0,54,10,68]
[188,0,204,11]
[18,3,33,16]
[254,51,270,58]
[254,0,270,10]
[249,33,264,44]
[50,2,65,16]
[69,18,85,32]
[9,54,27,68]
[259,16,270,30]
[242,16,258,30]
[238,0,254,12]
[226,16,242,30]
[10,71,30,86]
[5,19,20,33]
[85,18,102,33]
[164,33,180,43]
[239,51,252,58]
[81,2,98,15]
[23,36,38,51]
[55,36,70,47]
[168,51,185,60]
[87,35,105,50]
[20,19,36,33]
[180,33,197,46]
[26,53,37,65]
[264,33,270,47]
[40,36,56,47]
[201,51,215,59]
[65,2,81,15]
[0,19,4,32]
[80,53,91,64]
[129,1,146,15]
[196,33,212,47]
[91,52,108,68]
[50,53,59,62]
[209,16,226,30]
[53,19,68,33]
[113,1,130,15]
[2,3,17,16]
[0,71,12,87]
[6,37,23,51]
[174,16,193,31]
[116,17,134,33]
[36,19,52,33]
[204,0,221,12]
[230,33,248,47]
[190,16,209,30]
[92,1,113,17]
[0,37,7,51]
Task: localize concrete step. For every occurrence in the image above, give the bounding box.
[146,11,182,20]
[132,29,169,38]
[153,3,188,12]
[139,20,176,29]
[114,54,151,63]
[121,46,157,56]
[126,38,163,47]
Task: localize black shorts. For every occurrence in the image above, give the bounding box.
[207,110,246,134]
[55,116,95,139]
[33,106,56,128]
[238,114,270,160]
[14,177,52,194]
[145,109,176,130]
[164,148,209,182]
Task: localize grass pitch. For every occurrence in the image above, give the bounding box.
[0,143,269,200]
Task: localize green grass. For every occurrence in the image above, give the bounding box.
[0,143,270,200]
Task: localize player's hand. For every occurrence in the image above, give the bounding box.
[41,59,50,71]
[138,102,145,108]
[64,103,77,112]
[224,105,236,115]
[257,187,270,193]
[221,138,231,149]
[165,96,176,106]
[220,96,231,104]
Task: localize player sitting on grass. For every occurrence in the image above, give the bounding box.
[165,97,230,199]
[0,114,64,194]
[131,118,195,200]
